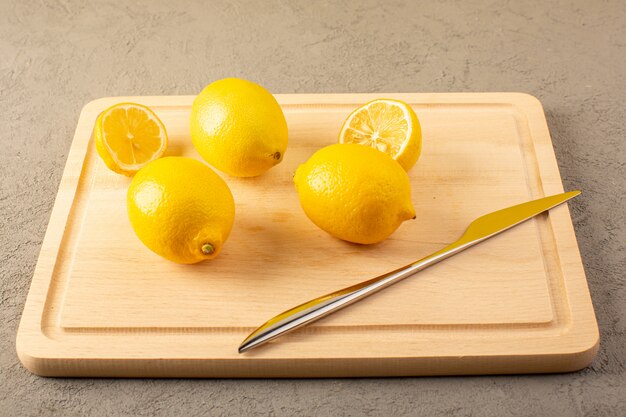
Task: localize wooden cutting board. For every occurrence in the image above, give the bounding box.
[16,93,598,377]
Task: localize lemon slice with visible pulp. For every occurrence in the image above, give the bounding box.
[95,103,168,176]
[339,99,422,171]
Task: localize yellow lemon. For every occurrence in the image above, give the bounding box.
[95,102,168,176]
[339,99,421,171]
[190,78,288,177]
[127,157,235,264]
[294,144,415,244]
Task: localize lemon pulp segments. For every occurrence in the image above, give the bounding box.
[96,103,168,175]
[339,99,421,171]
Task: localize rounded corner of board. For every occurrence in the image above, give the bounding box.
[558,323,601,372]
[16,335,54,377]
[80,97,123,115]
[506,92,545,111]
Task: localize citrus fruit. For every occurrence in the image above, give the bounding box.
[294,143,415,244]
[339,99,421,171]
[190,78,288,177]
[95,102,168,176]
[127,157,235,264]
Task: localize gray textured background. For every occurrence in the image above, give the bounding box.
[1,0,625,415]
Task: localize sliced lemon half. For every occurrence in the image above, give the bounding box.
[95,103,168,176]
[339,99,422,171]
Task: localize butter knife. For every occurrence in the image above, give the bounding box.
[239,190,580,353]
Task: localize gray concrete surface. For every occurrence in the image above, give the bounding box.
[1,0,624,415]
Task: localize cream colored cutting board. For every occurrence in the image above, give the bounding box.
[16,93,598,377]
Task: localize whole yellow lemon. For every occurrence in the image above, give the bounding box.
[294,144,415,244]
[127,157,235,264]
[190,78,288,177]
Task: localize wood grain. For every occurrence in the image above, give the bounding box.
[16,93,599,377]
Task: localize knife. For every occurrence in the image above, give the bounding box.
[238,190,580,353]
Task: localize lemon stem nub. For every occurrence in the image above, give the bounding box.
[201,243,215,255]
[272,151,281,160]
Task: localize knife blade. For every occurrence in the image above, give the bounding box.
[238,190,580,353]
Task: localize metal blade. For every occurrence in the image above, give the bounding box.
[238,190,580,353]
[455,190,580,246]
